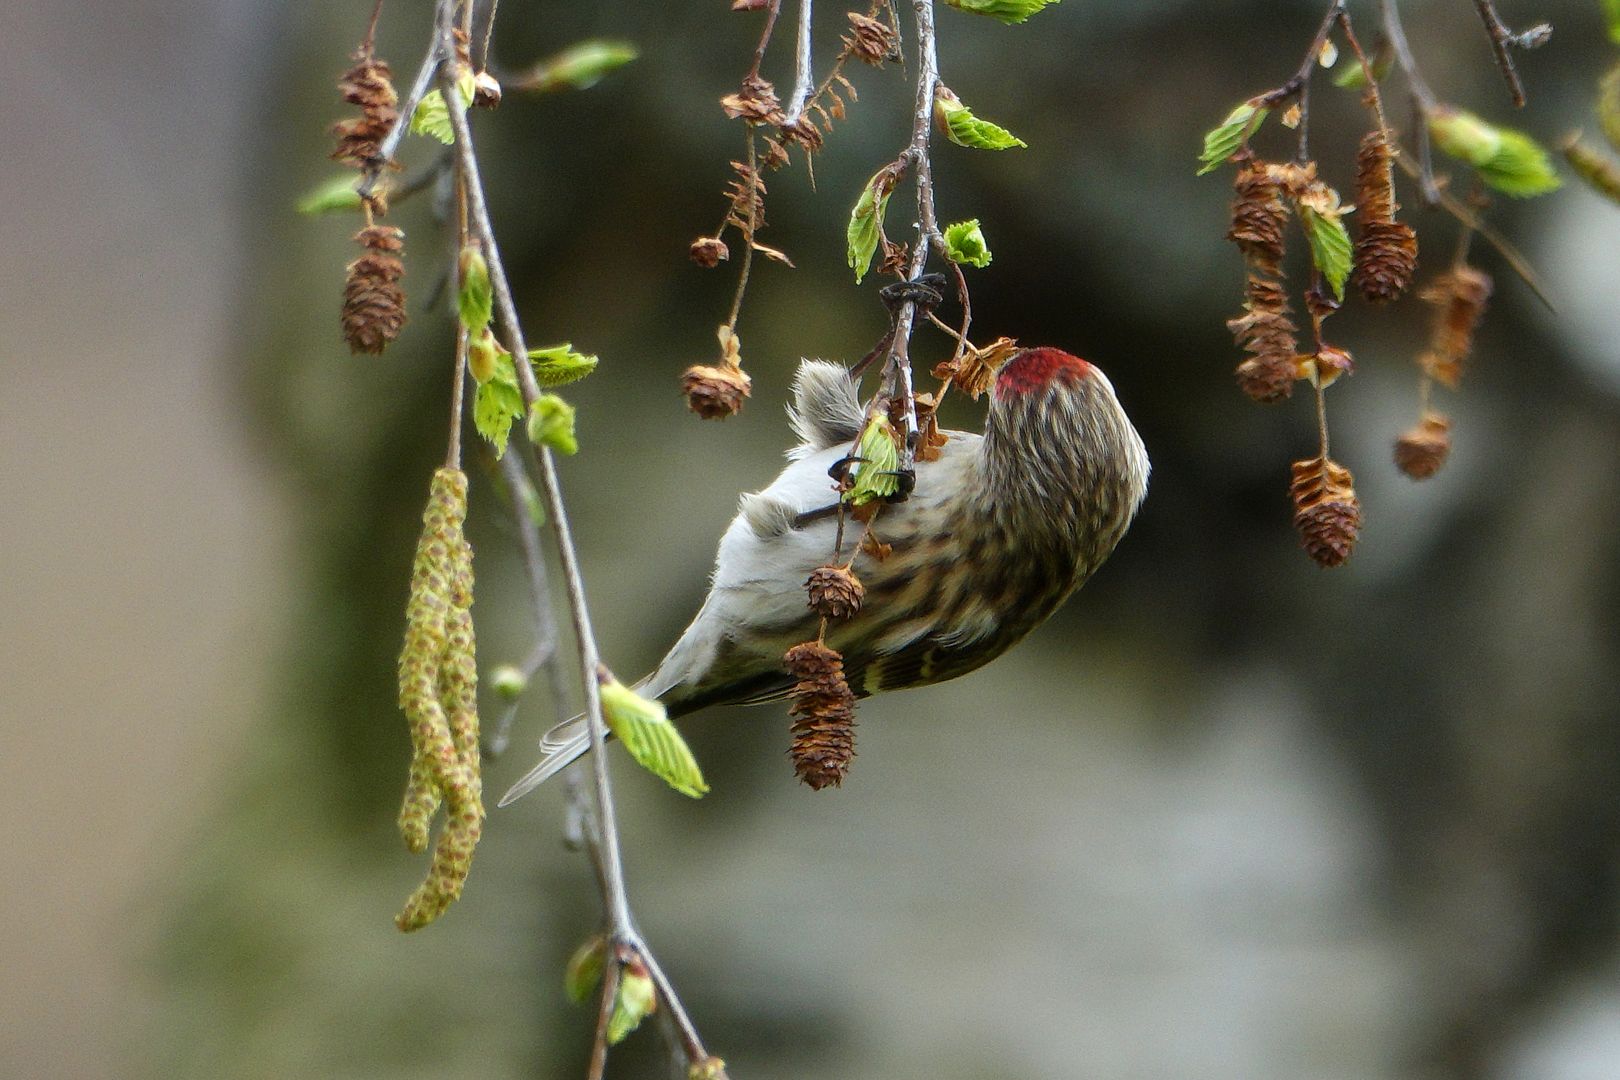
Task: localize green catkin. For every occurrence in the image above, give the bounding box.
[395,468,485,931]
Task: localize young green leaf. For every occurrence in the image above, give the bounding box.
[296,174,363,215]
[1429,108,1561,197]
[606,962,657,1045]
[473,352,525,457]
[944,0,1058,24]
[410,70,477,145]
[847,169,895,284]
[526,344,599,387]
[514,40,639,93]
[1606,0,1620,46]
[935,90,1027,150]
[457,245,493,335]
[1332,45,1392,90]
[943,219,992,268]
[1197,101,1269,176]
[526,393,578,456]
[599,677,708,797]
[564,936,607,1004]
[1299,205,1353,300]
[845,415,901,507]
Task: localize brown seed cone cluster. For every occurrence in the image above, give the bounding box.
[1393,412,1452,480]
[1289,456,1362,568]
[1352,132,1418,303]
[720,75,785,125]
[689,236,729,267]
[784,642,857,790]
[845,12,899,66]
[1227,276,1299,404]
[343,225,407,354]
[1226,161,1299,403]
[332,52,399,171]
[1228,161,1289,275]
[806,565,864,620]
[682,363,751,418]
[1417,266,1492,388]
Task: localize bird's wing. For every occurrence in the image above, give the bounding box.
[647,431,985,716]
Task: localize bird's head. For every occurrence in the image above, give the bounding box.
[980,346,1149,548]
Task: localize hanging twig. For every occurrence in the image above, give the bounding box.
[1470,0,1551,109]
[431,2,724,1073]
[877,0,943,464]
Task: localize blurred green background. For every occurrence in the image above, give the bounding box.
[5,1,1620,1078]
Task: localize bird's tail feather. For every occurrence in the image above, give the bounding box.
[496,715,589,807]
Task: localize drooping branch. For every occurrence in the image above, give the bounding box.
[429,1,724,1073]
[877,0,943,464]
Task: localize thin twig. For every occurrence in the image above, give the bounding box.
[1377,0,1441,204]
[1470,0,1527,108]
[747,0,784,80]
[877,0,942,464]
[724,132,760,330]
[433,5,721,1072]
[1390,151,1553,310]
[784,0,815,124]
[1254,0,1345,113]
[358,35,441,200]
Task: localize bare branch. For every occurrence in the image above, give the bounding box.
[783,0,815,125]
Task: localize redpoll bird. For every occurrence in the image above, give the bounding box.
[500,347,1149,804]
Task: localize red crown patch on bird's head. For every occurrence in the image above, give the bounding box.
[994,347,1094,398]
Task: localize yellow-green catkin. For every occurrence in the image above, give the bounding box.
[395,467,485,931]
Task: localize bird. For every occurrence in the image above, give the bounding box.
[499,346,1149,805]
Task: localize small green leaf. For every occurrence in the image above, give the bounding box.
[526,344,599,387]
[295,174,363,215]
[1197,101,1269,176]
[943,219,992,268]
[410,72,476,145]
[1299,206,1353,300]
[607,962,657,1045]
[944,0,1058,24]
[473,352,525,457]
[457,245,493,335]
[515,40,639,93]
[600,678,708,797]
[1332,46,1391,90]
[935,90,1027,150]
[411,89,454,144]
[1429,108,1561,197]
[845,415,901,507]
[1606,0,1620,46]
[564,936,606,1004]
[526,393,578,456]
[847,169,895,284]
